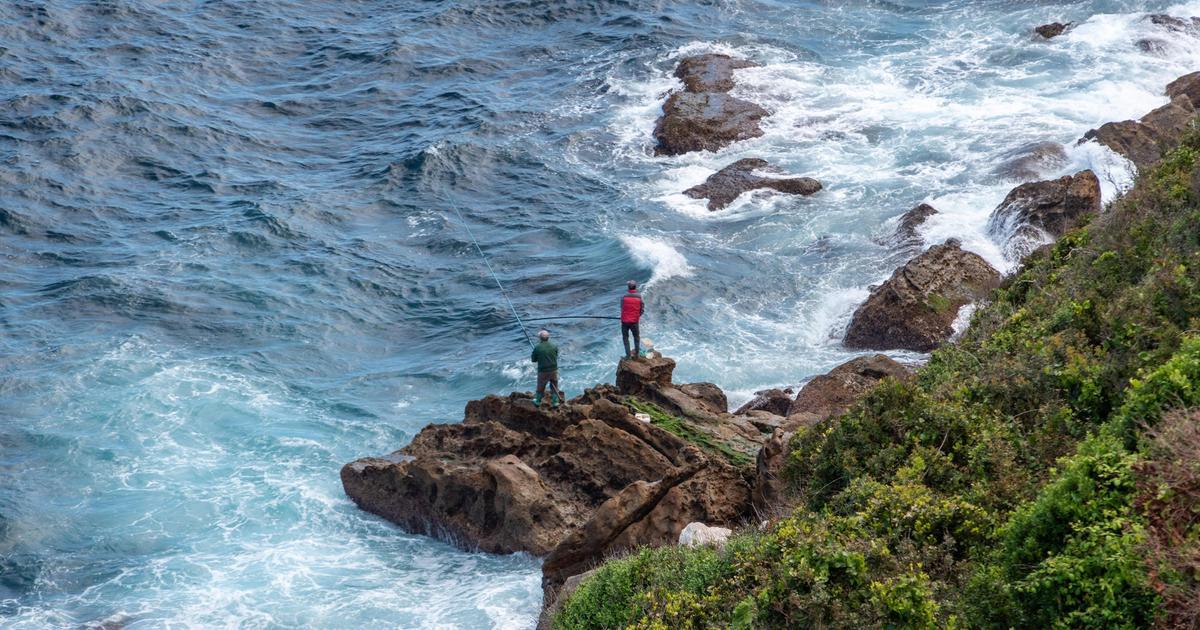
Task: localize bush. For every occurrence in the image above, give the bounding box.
[966,435,1158,628]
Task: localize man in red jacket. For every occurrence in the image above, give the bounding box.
[621,280,645,359]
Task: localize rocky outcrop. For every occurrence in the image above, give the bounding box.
[674,53,757,93]
[745,354,911,514]
[735,387,793,417]
[1166,71,1200,107]
[751,428,789,516]
[684,158,821,210]
[891,202,938,249]
[988,170,1102,258]
[1082,96,1196,169]
[844,239,1002,352]
[654,54,768,156]
[993,141,1069,182]
[1035,22,1070,39]
[343,353,775,630]
[786,354,911,424]
[654,92,769,156]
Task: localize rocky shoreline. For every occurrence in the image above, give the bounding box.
[342,39,1200,628]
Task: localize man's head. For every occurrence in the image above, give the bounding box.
[538,329,550,341]
[627,280,637,290]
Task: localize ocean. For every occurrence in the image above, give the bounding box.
[2,0,1197,627]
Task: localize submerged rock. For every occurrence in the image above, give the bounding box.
[653,92,768,156]
[684,158,822,210]
[993,141,1069,182]
[844,240,1002,352]
[673,53,757,93]
[1034,22,1070,39]
[988,170,1102,258]
[1082,96,1196,169]
[891,202,938,248]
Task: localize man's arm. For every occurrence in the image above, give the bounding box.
[531,346,538,363]
[640,297,645,317]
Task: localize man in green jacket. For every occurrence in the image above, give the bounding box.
[530,329,560,407]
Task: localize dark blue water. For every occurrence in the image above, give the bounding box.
[2,0,1197,626]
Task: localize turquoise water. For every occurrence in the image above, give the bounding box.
[2,0,1199,627]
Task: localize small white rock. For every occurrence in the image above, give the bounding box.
[635,413,652,423]
[678,522,732,548]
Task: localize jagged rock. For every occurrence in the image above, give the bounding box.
[1146,14,1200,33]
[843,240,1002,352]
[1035,22,1069,39]
[1082,95,1196,169]
[786,354,912,423]
[678,522,733,548]
[735,387,793,417]
[674,54,757,93]
[343,354,761,565]
[892,202,938,248]
[1166,71,1200,107]
[684,158,821,210]
[988,170,1102,259]
[537,568,598,630]
[993,141,1069,182]
[542,467,697,589]
[752,428,789,516]
[653,92,768,156]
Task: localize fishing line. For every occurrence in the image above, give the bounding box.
[449,203,535,349]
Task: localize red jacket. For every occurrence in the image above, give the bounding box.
[621,289,644,323]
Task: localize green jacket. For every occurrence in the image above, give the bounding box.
[531,340,559,373]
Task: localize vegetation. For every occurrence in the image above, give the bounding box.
[625,398,754,467]
[554,130,1200,628]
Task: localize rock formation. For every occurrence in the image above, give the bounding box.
[993,141,1069,182]
[653,54,768,156]
[988,170,1102,258]
[685,158,822,210]
[843,239,1002,352]
[673,53,757,93]
[1034,22,1070,39]
[890,202,938,249]
[786,354,911,424]
[1082,96,1196,169]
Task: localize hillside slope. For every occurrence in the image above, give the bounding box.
[552,130,1200,628]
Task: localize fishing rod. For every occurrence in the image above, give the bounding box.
[522,316,620,322]
[448,204,535,349]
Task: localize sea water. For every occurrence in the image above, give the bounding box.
[3,1,1200,627]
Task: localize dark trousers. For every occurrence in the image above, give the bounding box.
[622,322,640,357]
[536,370,559,398]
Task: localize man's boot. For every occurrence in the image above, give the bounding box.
[533,395,542,406]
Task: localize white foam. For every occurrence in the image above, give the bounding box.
[619,234,694,285]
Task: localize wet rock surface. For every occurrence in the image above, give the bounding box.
[993,141,1069,182]
[988,170,1102,258]
[844,240,1002,352]
[1034,22,1070,39]
[684,158,822,210]
[673,53,757,93]
[653,54,769,156]
[1083,96,1196,169]
[654,92,769,156]
[890,202,938,249]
